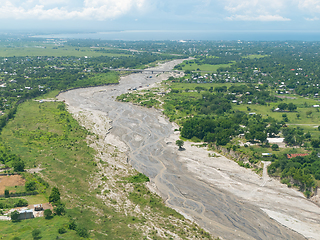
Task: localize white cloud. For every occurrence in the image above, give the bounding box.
[299,0,320,12]
[305,16,319,20]
[223,0,291,21]
[226,14,291,21]
[0,0,146,20]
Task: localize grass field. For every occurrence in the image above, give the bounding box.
[243,54,269,59]
[180,62,233,72]
[0,46,130,58]
[0,216,78,239]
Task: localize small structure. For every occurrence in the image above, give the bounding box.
[262,153,272,157]
[34,204,43,211]
[18,209,34,220]
[312,105,320,108]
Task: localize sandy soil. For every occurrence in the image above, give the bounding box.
[57,59,320,240]
[0,175,25,195]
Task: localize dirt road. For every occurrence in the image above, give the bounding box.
[58,60,320,240]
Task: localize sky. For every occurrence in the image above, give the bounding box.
[0,0,320,33]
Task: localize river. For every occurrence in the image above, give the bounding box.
[58,60,319,240]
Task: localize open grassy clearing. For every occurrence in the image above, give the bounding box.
[180,63,233,72]
[0,46,130,58]
[0,215,78,239]
[243,54,269,59]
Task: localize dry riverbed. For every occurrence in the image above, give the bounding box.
[58,59,320,240]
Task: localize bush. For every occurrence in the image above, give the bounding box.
[54,204,65,216]
[271,144,279,151]
[76,226,89,238]
[25,181,37,192]
[32,229,41,240]
[58,227,67,234]
[5,189,9,198]
[14,199,28,207]
[127,173,149,183]
[68,220,77,230]
[44,209,52,219]
[11,211,20,222]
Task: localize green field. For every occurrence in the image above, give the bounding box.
[0,215,78,239]
[180,63,233,72]
[243,54,269,59]
[0,46,130,58]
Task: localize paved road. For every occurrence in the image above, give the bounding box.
[58,60,305,240]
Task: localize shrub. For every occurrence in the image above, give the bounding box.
[58,227,67,234]
[54,204,65,216]
[11,211,20,222]
[25,181,37,192]
[68,220,77,230]
[44,209,52,219]
[76,226,89,238]
[32,229,41,240]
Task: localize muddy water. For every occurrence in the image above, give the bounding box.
[58,60,305,240]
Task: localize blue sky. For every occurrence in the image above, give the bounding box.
[0,0,320,33]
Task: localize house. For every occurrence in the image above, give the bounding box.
[313,105,320,108]
[18,209,34,220]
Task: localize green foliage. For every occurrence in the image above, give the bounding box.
[68,220,77,230]
[12,158,25,172]
[4,189,9,198]
[76,226,89,238]
[127,173,150,183]
[58,227,67,234]
[31,229,41,240]
[0,198,28,209]
[54,204,65,216]
[268,152,319,191]
[25,181,37,192]
[176,140,184,149]
[44,209,52,219]
[10,211,20,222]
[49,187,60,204]
[128,183,183,220]
[271,144,279,151]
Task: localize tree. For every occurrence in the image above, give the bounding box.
[49,187,60,204]
[176,140,184,149]
[54,204,65,216]
[288,103,297,111]
[12,157,25,172]
[296,113,300,119]
[44,209,52,219]
[311,139,320,148]
[5,189,9,198]
[25,181,37,192]
[11,210,20,222]
[32,229,41,240]
[278,103,288,111]
[271,144,279,151]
